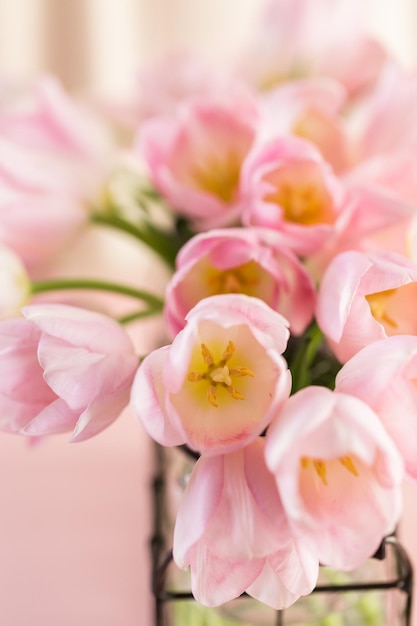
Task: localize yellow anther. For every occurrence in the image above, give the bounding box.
[187,339,254,408]
[229,366,255,377]
[313,460,328,486]
[201,343,214,366]
[339,455,359,477]
[207,385,218,407]
[300,454,360,487]
[221,341,235,363]
[187,371,204,382]
[227,386,245,401]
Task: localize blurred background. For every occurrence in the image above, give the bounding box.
[0,1,416,625]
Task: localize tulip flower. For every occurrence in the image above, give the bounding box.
[164,227,316,338]
[259,78,352,173]
[138,92,259,230]
[174,438,318,608]
[336,335,417,481]
[242,136,343,256]
[0,304,138,441]
[0,76,110,268]
[316,250,417,362]
[265,386,403,571]
[131,294,291,455]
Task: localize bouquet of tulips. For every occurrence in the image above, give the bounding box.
[0,0,416,615]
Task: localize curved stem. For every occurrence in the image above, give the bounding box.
[31,277,164,310]
[117,307,162,325]
[91,212,178,268]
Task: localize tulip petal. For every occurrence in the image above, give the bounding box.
[131,346,185,447]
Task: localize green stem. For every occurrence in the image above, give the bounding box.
[289,322,324,394]
[91,212,178,268]
[117,307,162,325]
[31,278,164,311]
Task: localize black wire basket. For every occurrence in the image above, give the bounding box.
[151,444,413,626]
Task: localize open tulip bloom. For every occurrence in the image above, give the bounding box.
[2,0,417,616]
[132,293,292,456]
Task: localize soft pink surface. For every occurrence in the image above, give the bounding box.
[0,409,154,626]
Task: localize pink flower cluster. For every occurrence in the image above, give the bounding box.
[1,0,417,614]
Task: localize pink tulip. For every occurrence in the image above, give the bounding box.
[260,78,352,173]
[265,386,403,571]
[0,75,107,160]
[352,63,417,163]
[164,227,316,338]
[238,0,386,96]
[316,250,417,362]
[336,335,417,481]
[131,294,291,455]
[137,92,259,230]
[0,77,109,268]
[174,438,318,608]
[242,136,343,256]
[0,304,138,442]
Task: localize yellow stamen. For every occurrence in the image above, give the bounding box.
[207,385,218,408]
[300,454,361,486]
[227,386,245,401]
[313,460,328,486]
[221,340,235,363]
[201,343,214,366]
[187,340,254,408]
[339,455,359,477]
[187,371,204,382]
[229,366,255,377]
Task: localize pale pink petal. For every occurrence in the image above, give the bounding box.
[131,346,185,447]
[336,335,417,481]
[316,250,374,342]
[246,542,318,610]
[188,542,263,607]
[70,390,132,442]
[22,304,135,354]
[23,397,79,436]
[173,454,225,567]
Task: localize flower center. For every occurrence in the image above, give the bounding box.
[300,455,359,486]
[268,182,328,225]
[191,157,241,203]
[263,164,336,226]
[187,340,254,408]
[206,261,260,295]
[366,289,398,331]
